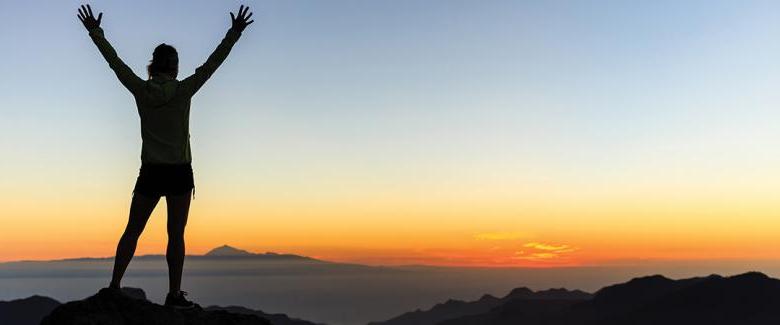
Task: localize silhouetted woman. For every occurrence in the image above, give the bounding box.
[77,4,253,309]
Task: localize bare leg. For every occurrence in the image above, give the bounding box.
[109,193,161,288]
[166,190,192,294]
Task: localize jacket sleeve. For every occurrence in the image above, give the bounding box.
[182,28,242,96]
[88,27,145,95]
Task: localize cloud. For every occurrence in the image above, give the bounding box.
[464,234,580,265]
[523,242,576,253]
[514,242,578,261]
[473,231,530,241]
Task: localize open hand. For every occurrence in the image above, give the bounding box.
[77,4,103,31]
[230,5,254,32]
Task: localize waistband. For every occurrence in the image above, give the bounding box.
[140,163,192,169]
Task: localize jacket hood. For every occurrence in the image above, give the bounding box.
[142,78,180,107]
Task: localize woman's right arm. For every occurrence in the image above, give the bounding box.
[78,4,144,95]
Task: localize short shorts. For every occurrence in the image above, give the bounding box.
[132,163,194,197]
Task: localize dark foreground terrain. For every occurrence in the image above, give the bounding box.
[373,271,780,325]
[0,286,319,325]
[3,271,780,325]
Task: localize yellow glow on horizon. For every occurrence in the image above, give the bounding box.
[2,162,780,266]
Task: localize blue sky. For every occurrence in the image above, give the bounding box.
[2,0,780,263]
[2,0,778,173]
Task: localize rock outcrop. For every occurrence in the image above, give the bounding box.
[40,288,270,325]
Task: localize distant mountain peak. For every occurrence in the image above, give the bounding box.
[205,245,254,256]
[478,294,498,301]
[732,271,768,281]
[506,287,534,298]
[201,245,317,262]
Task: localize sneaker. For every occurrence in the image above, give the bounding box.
[164,291,198,310]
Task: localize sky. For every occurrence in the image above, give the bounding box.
[1,0,780,267]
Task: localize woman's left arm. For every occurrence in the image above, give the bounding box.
[181,5,254,96]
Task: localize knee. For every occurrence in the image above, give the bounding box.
[167,231,185,242]
[122,219,149,240]
[120,233,140,244]
[121,228,144,241]
[167,223,186,241]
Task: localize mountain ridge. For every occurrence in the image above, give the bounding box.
[438,271,780,325]
[0,295,61,325]
[369,286,592,325]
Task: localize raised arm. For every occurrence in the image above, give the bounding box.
[78,5,144,95]
[182,5,254,95]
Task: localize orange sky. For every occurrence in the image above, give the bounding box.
[3,168,779,266]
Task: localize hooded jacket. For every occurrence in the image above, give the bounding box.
[88,27,242,164]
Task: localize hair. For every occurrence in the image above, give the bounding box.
[147,43,178,78]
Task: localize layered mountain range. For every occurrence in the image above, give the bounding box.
[2,246,779,325]
[373,271,780,325]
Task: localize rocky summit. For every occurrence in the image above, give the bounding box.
[40,288,270,325]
